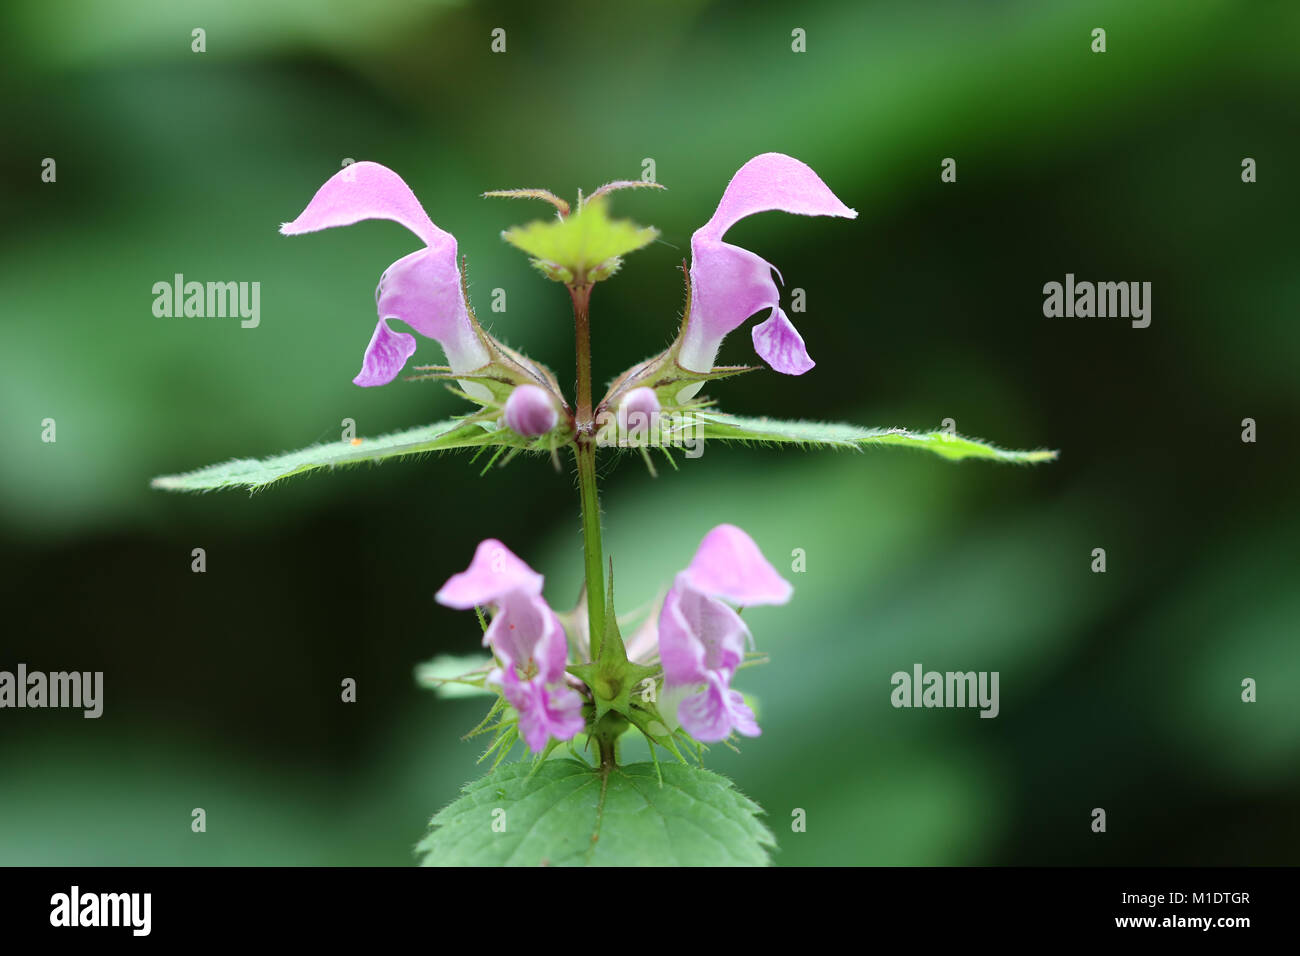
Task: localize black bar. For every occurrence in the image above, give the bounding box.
[0,866,1290,941]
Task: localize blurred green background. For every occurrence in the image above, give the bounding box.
[2,0,1297,865]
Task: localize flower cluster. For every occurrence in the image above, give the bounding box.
[280,153,854,441]
[280,152,854,760]
[435,525,790,752]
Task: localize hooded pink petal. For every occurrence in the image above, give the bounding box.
[696,152,857,243]
[685,524,793,607]
[435,539,544,608]
[279,160,450,247]
[280,161,489,387]
[680,153,855,379]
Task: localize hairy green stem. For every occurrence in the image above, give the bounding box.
[574,442,604,660]
[597,734,617,773]
[570,283,605,660]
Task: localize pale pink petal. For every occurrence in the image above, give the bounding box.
[751,306,814,375]
[558,596,591,663]
[435,539,544,608]
[623,592,663,664]
[535,607,570,684]
[354,318,417,388]
[677,682,730,741]
[657,584,707,686]
[279,161,449,249]
[677,673,760,742]
[686,524,793,606]
[482,591,550,669]
[658,575,749,687]
[722,685,761,737]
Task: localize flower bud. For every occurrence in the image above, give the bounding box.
[503,384,558,438]
[617,386,660,433]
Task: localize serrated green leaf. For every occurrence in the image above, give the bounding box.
[417,759,774,866]
[501,198,657,280]
[693,412,1057,463]
[151,420,528,492]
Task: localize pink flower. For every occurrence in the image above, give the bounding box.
[280,161,490,389]
[678,153,856,383]
[658,525,792,742]
[491,668,584,754]
[436,539,583,751]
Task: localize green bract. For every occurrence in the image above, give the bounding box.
[500,195,658,284]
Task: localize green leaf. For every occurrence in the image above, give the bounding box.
[151,420,527,492]
[501,197,658,281]
[417,759,774,866]
[692,412,1057,464]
